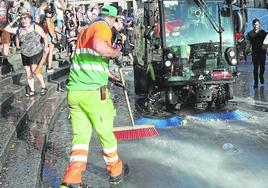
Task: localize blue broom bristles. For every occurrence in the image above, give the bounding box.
[196,110,248,121]
[135,116,182,128]
[134,110,248,129]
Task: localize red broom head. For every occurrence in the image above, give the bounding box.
[113,127,159,140]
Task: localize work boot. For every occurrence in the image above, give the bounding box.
[109,164,129,185]
[60,183,92,188]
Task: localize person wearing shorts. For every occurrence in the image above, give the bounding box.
[42,8,56,73]
[5,13,49,96]
[0,29,11,62]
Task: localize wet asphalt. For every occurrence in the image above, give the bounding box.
[42,59,268,188]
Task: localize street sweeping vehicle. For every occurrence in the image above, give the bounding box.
[134,0,246,112]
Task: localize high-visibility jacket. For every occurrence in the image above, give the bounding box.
[67,18,112,91]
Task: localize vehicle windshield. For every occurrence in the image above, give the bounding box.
[162,0,235,48]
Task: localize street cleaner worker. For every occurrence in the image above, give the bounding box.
[60,5,129,188]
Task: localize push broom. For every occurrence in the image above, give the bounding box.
[113,67,159,140]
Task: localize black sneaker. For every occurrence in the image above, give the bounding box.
[253,84,258,88]
[109,164,129,185]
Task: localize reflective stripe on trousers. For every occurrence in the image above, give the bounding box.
[103,146,123,177]
[62,144,88,184]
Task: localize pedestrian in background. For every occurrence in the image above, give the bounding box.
[60,5,129,188]
[123,18,135,64]
[0,0,13,72]
[86,3,99,23]
[66,19,77,62]
[64,8,76,30]
[35,0,47,24]
[30,0,37,22]
[42,8,56,73]
[4,13,49,96]
[54,0,65,48]
[7,2,19,49]
[246,18,267,88]
[112,15,125,50]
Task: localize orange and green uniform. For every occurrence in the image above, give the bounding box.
[60,18,123,187]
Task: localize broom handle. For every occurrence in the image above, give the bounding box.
[119,67,135,127]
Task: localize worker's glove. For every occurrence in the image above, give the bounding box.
[114,51,124,66]
[113,79,125,89]
[109,77,126,90]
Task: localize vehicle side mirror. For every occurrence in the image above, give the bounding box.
[233,11,246,33]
